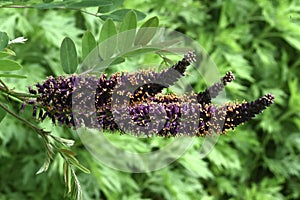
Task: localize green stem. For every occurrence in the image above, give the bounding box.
[0,85,37,102]
[0,79,8,90]
[0,84,61,118]
[0,103,50,136]
[0,4,99,17]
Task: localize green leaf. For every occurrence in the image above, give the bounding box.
[0,74,27,79]
[150,39,182,48]
[118,11,137,53]
[140,16,159,28]
[110,57,125,65]
[60,37,78,74]
[122,47,161,57]
[120,10,137,32]
[3,49,16,57]
[0,51,14,58]
[98,0,124,13]
[99,19,117,43]
[36,156,51,175]
[99,19,117,59]
[0,32,9,51]
[52,135,75,147]
[284,35,300,51]
[33,1,69,9]
[82,31,96,60]
[0,106,7,124]
[66,0,112,8]
[59,148,77,156]
[134,16,159,46]
[88,57,123,70]
[63,161,72,194]
[66,154,90,174]
[0,59,22,71]
[99,9,146,22]
[33,0,112,9]
[73,162,91,174]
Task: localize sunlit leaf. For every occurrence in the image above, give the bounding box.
[284,35,300,51]
[60,37,78,74]
[0,59,22,71]
[40,12,83,50]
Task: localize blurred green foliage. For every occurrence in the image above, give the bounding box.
[0,0,300,199]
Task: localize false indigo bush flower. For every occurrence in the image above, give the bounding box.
[28,52,274,137]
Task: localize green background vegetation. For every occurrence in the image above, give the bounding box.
[0,0,300,199]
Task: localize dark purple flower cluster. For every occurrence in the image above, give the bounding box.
[28,52,274,137]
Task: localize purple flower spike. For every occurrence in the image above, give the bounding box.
[222,93,275,132]
[26,52,274,137]
[197,71,235,104]
[128,51,196,103]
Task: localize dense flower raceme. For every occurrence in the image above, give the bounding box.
[27,52,274,137]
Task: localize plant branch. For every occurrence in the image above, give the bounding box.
[0,102,50,136]
[0,4,99,17]
[0,84,37,102]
